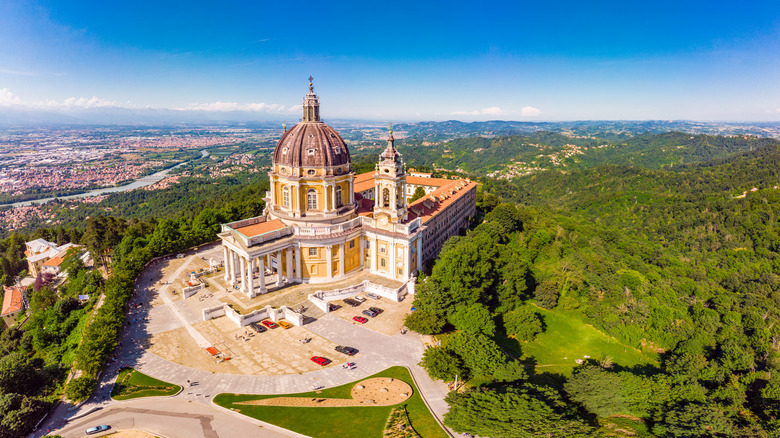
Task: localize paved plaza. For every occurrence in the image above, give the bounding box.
[37,244,454,438]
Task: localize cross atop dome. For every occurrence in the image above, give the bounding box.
[302,76,320,122]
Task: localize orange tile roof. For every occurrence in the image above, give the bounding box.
[354,171,375,193]
[407,179,478,224]
[43,256,64,267]
[234,219,287,237]
[352,172,453,194]
[1,286,23,316]
[406,175,453,187]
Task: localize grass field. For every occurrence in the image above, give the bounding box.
[110,368,181,400]
[213,366,447,438]
[513,305,659,377]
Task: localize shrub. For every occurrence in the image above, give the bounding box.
[65,375,96,402]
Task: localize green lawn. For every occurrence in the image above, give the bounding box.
[213,366,447,438]
[515,305,659,376]
[111,368,181,400]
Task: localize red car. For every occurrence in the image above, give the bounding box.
[311,356,331,366]
[353,316,368,324]
[261,320,278,329]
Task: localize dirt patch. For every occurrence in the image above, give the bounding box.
[109,430,157,438]
[237,377,412,407]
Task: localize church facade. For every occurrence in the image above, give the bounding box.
[218,80,477,297]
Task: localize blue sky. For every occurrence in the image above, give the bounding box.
[1,0,779,121]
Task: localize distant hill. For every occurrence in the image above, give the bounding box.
[394,120,780,141]
[388,131,780,178]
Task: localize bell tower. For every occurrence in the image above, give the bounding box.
[373,126,407,225]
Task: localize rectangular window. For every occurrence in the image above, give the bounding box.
[398,268,403,275]
[380,245,386,254]
[308,248,318,257]
[349,240,355,249]
[380,259,386,267]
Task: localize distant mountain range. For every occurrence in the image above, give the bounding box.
[393,120,780,141]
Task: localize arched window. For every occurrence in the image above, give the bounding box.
[282,186,290,208]
[383,188,390,208]
[307,189,318,210]
[335,186,343,207]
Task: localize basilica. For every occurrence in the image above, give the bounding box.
[218,80,477,297]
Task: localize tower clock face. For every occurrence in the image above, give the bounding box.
[379,215,389,226]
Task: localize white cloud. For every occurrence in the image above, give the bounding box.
[177,101,295,112]
[0,88,22,105]
[452,106,505,116]
[58,96,117,108]
[520,106,542,117]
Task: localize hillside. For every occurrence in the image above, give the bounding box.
[412,141,780,436]
[383,131,779,179]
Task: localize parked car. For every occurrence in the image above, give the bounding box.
[353,295,367,303]
[353,316,368,324]
[311,356,331,366]
[249,322,267,333]
[335,345,358,355]
[343,298,361,307]
[366,292,381,300]
[85,425,111,435]
[368,306,384,314]
[362,309,378,318]
[261,320,278,329]
[277,320,293,329]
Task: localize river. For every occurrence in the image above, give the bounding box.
[2,149,209,208]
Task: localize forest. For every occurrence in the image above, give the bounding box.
[0,179,267,437]
[409,142,780,436]
[2,130,780,436]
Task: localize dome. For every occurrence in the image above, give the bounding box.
[272,78,351,169]
[273,122,351,168]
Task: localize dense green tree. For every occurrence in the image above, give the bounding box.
[653,403,733,437]
[444,385,594,437]
[485,203,523,234]
[503,306,543,341]
[404,309,446,335]
[419,347,469,382]
[66,375,96,402]
[449,304,496,337]
[410,186,426,203]
[534,279,559,309]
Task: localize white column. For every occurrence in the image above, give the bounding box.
[416,236,423,272]
[390,240,397,279]
[258,256,266,293]
[370,238,377,272]
[270,178,276,205]
[338,243,345,276]
[286,248,293,282]
[403,246,410,280]
[326,246,333,280]
[359,237,365,269]
[239,255,247,292]
[229,251,237,283]
[223,246,229,281]
[276,251,284,286]
[295,245,302,281]
[247,257,254,297]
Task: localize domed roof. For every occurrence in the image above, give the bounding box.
[273,122,351,168]
[272,79,351,168]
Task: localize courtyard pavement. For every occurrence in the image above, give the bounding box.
[35,246,455,438]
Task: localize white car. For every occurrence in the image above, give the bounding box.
[85,425,110,435]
